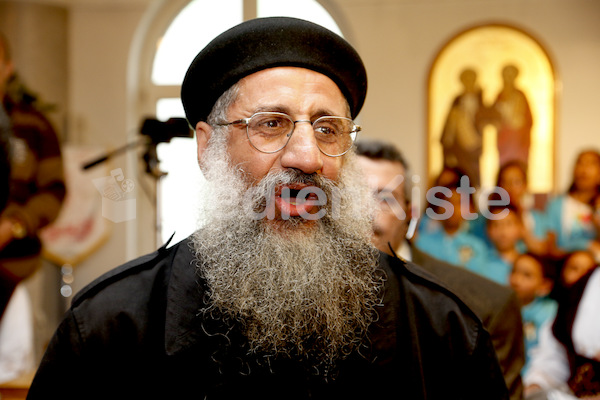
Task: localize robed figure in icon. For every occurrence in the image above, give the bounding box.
[491,64,533,168]
[440,68,485,187]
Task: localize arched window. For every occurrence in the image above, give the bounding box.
[147,0,345,244]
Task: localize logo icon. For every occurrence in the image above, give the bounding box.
[92,168,136,222]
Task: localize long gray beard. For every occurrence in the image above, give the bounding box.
[191,134,383,375]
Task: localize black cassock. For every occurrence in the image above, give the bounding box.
[28,236,508,399]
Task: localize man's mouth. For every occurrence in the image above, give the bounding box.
[275,184,321,218]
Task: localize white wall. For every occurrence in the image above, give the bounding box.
[0,1,68,137]
[67,2,151,293]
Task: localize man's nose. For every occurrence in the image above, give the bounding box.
[279,121,324,174]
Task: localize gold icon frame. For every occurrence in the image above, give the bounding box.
[427,23,557,194]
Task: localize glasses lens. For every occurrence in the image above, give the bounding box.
[313,117,357,156]
[247,113,294,153]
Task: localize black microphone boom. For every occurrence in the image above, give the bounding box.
[82,138,146,170]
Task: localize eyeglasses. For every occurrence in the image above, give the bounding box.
[215,112,361,157]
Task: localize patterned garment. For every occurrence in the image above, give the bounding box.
[1,96,65,260]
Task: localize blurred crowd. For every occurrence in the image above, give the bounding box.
[357,139,600,399]
[415,149,600,398]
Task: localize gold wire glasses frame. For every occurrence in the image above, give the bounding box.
[215,111,361,157]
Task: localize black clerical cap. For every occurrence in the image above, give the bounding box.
[181,16,367,127]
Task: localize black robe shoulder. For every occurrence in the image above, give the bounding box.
[28,237,508,400]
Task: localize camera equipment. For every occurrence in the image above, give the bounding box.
[139,117,193,144]
[82,117,193,173]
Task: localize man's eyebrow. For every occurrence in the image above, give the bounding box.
[250,106,345,119]
[252,105,292,115]
[312,108,344,119]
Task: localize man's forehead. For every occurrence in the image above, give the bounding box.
[358,157,405,193]
[233,67,347,111]
[360,157,405,178]
[238,66,339,87]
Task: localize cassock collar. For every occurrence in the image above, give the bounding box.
[163,235,206,356]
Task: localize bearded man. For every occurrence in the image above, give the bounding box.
[27,17,509,399]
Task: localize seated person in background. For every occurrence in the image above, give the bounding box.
[482,204,524,285]
[27,18,508,399]
[496,160,549,255]
[418,166,493,250]
[509,253,558,376]
[357,139,524,400]
[415,179,490,275]
[550,250,598,307]
[417,165,465,237]
[560,250,598,288]
[524,266,600,399]
[435,165,465,188]
[545,149,600,256]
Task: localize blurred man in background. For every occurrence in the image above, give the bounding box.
[357,139,525,400]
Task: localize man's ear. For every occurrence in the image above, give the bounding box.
[195,121,212,172]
